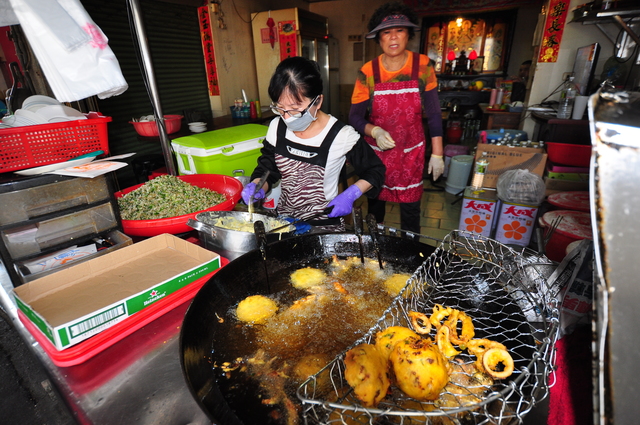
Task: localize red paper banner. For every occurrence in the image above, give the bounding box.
[537,0,569,63]
[198,6,219,95]
[278,21,297,61]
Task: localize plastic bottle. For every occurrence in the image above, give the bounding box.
[557,76,578,119]
[471,152,489,189]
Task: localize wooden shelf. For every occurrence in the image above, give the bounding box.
[479,104,522,130]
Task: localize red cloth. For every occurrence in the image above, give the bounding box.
[547,325,593,425]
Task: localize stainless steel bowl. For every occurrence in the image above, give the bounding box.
[187,211,294,260]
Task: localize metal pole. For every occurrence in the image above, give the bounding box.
[127,0,177,176]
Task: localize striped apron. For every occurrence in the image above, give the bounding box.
[274,119,345,231]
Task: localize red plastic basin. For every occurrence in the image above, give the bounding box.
[115,174,243,237]
[545,142,591,167]
[129,115,183,136]
[539,210,592,262]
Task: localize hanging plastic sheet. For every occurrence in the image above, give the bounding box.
[7,0,128,102]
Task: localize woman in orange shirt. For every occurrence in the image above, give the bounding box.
[349,2,444,234]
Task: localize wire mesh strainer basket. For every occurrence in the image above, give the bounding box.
[297,230,560,425]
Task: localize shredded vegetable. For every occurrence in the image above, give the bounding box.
[118,175,227,220]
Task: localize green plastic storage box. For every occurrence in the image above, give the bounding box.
[171,124,267,177]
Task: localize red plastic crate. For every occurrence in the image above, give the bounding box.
[0,112,112,173]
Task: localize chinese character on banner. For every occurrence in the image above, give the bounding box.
[278,20,297,61]
[198,6,219,95]
[538,0,569,63]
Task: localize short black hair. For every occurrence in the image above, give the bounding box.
[268,56,323,104]
[368,1,419,43]
[522,60,532,66]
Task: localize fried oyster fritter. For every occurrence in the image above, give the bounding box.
[290,267,327,289]
[382,273,412,297]
[375,326,419,362]
[344,343,390,407]
[390,336,451,401]
[292,353,332,391]
[235,295,278,324]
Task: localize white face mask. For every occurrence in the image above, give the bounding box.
[283,109,317,132]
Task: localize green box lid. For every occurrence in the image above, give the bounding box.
[172,123,268,149]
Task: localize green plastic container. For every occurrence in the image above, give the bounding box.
[171,124,267,177]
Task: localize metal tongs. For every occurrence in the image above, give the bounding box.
[267,206,334,234]
[249,171,270,221]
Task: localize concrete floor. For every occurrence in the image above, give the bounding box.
[354,177,464,247]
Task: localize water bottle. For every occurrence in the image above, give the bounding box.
[557,76,578,119]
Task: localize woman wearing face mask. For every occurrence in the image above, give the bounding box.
[349,2,444,234]
[241,56,385,232]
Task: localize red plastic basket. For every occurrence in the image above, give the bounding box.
[0,112,112,173]
[114,174,243,237]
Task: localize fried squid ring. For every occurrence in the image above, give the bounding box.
[436,324,461,358]
[482,348,514,379]
[467,339,508,374]
[444,311,475,347]
[467,339,506,356]
[429,304,454,330]
[408,311,432,335]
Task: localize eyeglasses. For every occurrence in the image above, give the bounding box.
[270,95,319,118]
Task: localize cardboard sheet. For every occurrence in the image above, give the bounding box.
[475,144,547,188]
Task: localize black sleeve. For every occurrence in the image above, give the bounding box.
[346,136,386,199]
[250,141,282,191]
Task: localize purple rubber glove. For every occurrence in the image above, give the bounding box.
[241,182,265,205]
[327,185,362,218]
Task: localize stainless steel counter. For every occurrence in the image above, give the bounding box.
[0,261,211,425]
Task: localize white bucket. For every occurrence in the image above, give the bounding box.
[445,155,474,195]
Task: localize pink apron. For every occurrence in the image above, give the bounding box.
[366,52,425,203]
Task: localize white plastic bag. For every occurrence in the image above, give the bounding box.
[9,0,128,102]
[496,169,546,205]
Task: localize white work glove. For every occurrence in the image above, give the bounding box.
[428,154,445,181]
[371,126,396,150]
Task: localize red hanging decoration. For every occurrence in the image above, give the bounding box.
[266,15,276,49]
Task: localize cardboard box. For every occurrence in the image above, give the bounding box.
[14,234,221,350]
[475,144,547,188]
[544,176,589,197]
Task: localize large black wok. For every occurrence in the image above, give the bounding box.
[180,232,436,425]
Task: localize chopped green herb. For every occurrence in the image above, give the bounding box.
[118,175,227,220]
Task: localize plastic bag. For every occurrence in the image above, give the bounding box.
[9,0,128,102]
[496,169,546,205]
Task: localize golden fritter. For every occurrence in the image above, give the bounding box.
[375,326,419,361]
[344,343,390,407]
[235,295,278,324]
[290,267,327,289]
[292,353,332,391]
[390,336,450,401]
[383,273,412,297]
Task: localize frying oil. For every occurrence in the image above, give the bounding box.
[220,257,410,424]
